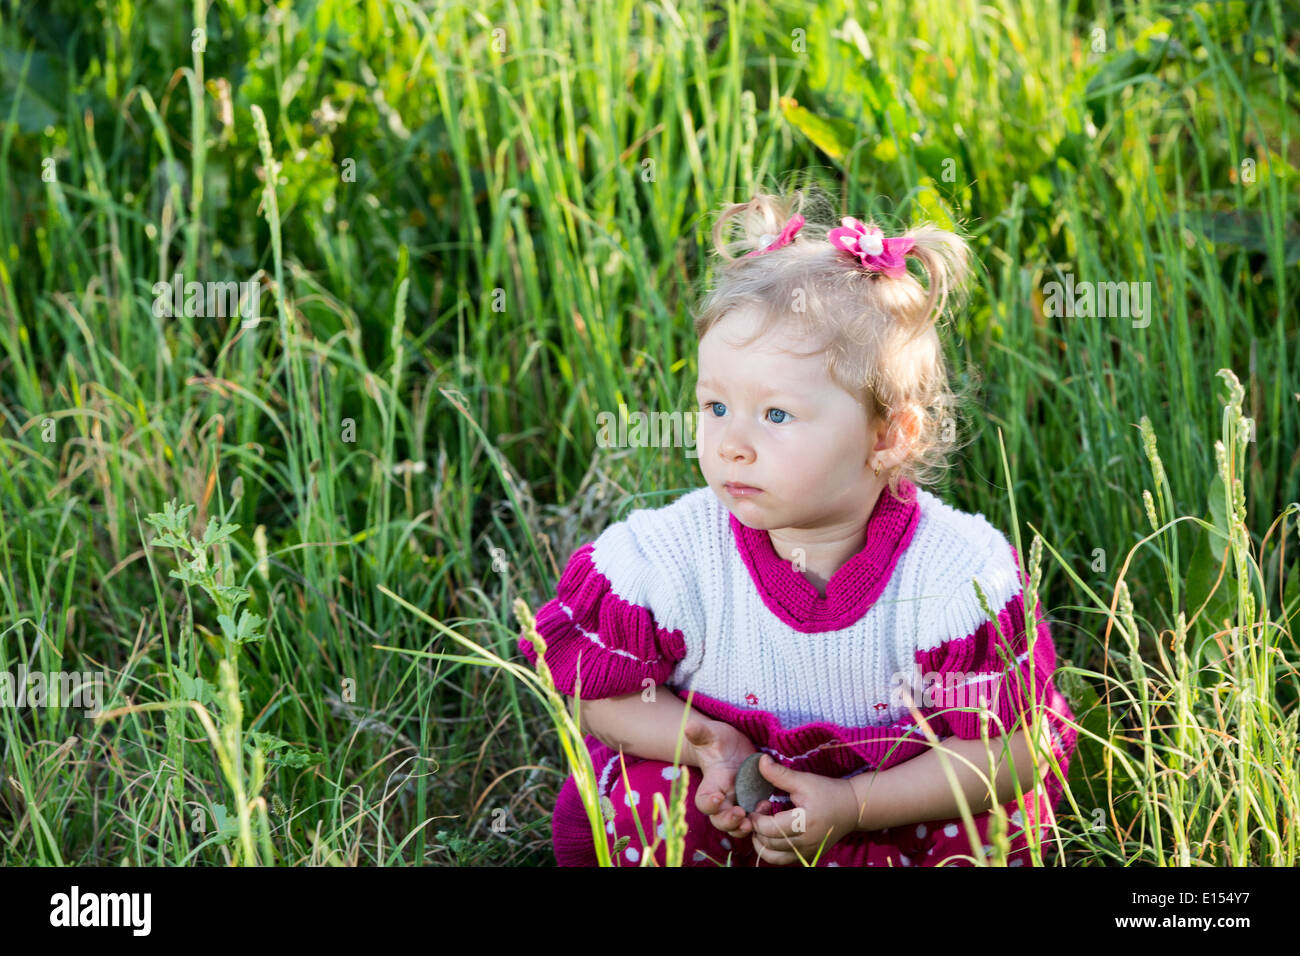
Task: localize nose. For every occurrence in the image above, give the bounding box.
[717,417,755,463]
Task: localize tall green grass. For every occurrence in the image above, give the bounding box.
[0,0,1295,865]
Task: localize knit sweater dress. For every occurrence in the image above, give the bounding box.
[517,478,1079,867]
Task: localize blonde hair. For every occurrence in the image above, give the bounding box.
[690,180,981,497]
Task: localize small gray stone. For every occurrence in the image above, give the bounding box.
[734,753,774,813]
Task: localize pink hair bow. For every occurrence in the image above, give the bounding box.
[827,217,915,278]
[744,214,805,257]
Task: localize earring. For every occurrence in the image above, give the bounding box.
[873,461,881,477]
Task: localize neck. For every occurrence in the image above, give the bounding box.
[766,484,888,591]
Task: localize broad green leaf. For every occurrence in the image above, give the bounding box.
[780,98,857,164]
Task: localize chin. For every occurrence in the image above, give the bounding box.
[723,500,772,529]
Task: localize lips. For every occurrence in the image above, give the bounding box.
[725,482,762,496]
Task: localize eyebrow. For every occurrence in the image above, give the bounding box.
[696,377,785,392]
[696,377,798,399]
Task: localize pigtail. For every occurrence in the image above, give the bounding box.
[897,223,974,329]
[712,195,790,262]
[710,184,834,263]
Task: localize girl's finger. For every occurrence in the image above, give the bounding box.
[754,829,792,851]
[755,843,795,866]
[712,812,742,833]
[707,788,733,810]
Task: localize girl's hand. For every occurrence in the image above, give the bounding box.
[746,755,862,865]
[684,716,759,838]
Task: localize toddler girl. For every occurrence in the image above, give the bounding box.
[518,184,1079,866]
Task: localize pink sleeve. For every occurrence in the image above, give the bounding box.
[517,543,687,699]
[912,547,1077,774]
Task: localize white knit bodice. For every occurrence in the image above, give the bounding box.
[585,485,1024,730]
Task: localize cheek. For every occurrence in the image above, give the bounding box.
[799,436,856,475]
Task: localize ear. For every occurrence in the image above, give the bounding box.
[871,405,919,461]
[898,403,922,445]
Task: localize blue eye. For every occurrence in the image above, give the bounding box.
[701,402,791,424]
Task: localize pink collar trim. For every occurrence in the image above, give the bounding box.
[728,479,921,632]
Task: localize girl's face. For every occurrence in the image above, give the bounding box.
[695,306,881,530]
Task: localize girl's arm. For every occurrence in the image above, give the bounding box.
[847,722,1051,831]
[574,685,716,766]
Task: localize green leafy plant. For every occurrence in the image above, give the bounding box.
[144,499,266,661]
[120,497,279,865]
